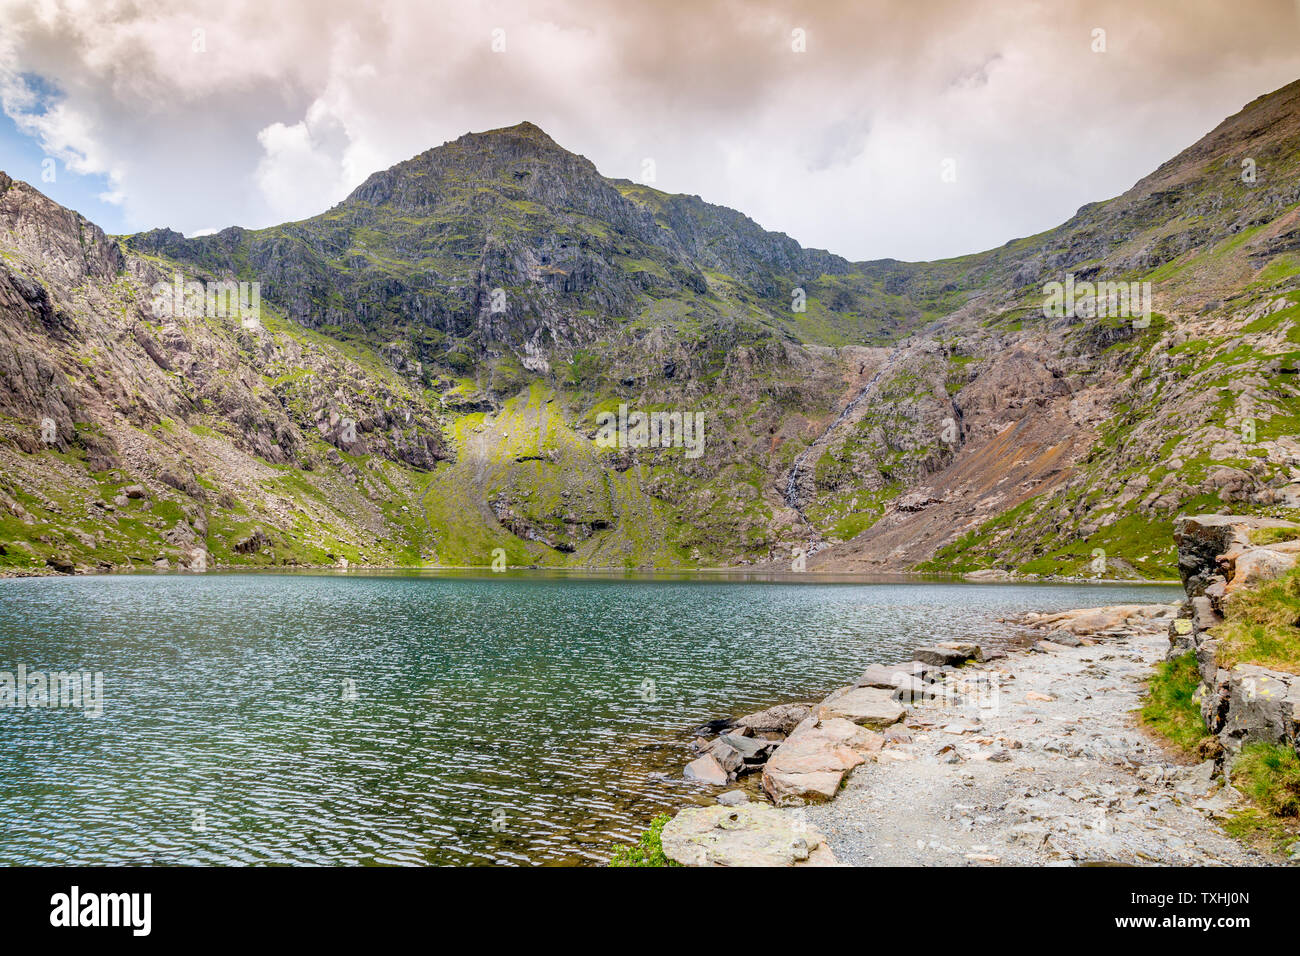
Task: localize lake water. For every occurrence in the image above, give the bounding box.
[0,572,1180,866]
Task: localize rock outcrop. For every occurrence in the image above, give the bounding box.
[660,803,838,867]
[1168,514,1300,756]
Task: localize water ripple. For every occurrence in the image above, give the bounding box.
[0,572,1178,865]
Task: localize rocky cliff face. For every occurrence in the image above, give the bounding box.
[1167,515,1300,759]
[4,80,1300,574]
[0,172,450,571]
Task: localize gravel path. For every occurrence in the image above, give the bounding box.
[800,616,1279,866]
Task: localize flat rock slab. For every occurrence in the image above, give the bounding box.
[1029,605,1172,636]
[816,685,906,728]
[661,803,838,867]
[762,717,882,806]
[1035,640,1076,652]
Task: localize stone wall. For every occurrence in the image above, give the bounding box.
[1169,515,1300,757]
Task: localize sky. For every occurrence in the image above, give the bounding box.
[2,0,1299,262]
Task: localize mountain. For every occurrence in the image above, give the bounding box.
[3,80,1300,576]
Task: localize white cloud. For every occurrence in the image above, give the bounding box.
[0,0,1297,259]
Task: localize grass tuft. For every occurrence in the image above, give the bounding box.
[1248,526,1300,546]
[1216,567,1300,674]
[608,813,679,867]
[1139,652,1209,752]
[1231,742,1300,817]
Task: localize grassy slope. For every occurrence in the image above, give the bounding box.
[1141,569,1300,852]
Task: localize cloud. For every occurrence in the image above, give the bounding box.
[254,103,352,222]
[0,0,1298,260]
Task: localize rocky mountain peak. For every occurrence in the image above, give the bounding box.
[342,119,603,213]
[0,170,123,283]
[465,120,562,146]
[5,78,1300,578]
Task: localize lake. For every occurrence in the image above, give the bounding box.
[0,571,1180,865]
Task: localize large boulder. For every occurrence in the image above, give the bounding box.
[683,753,729,786]
[856,661,942,688]
[814,685,905,728]
[1174,514,1299,596]
[733,702,813,736]
[660,803,837,867]
[1226,548,1298,593]
[914,642,981,666]
[1220,665,1300,750]
[761,717,881,806]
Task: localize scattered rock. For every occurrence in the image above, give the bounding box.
[683,753,729,787]
[706,738,744,775]
[720,732,777,764]
[1028,604,1172,636]
[883,725,913,744]
[1173,760,1218,797]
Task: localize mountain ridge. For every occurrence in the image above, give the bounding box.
[3,78,1300,576]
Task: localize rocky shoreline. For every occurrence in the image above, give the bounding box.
[654,515,1300,867]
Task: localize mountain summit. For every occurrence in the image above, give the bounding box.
[2,80,1300,575]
